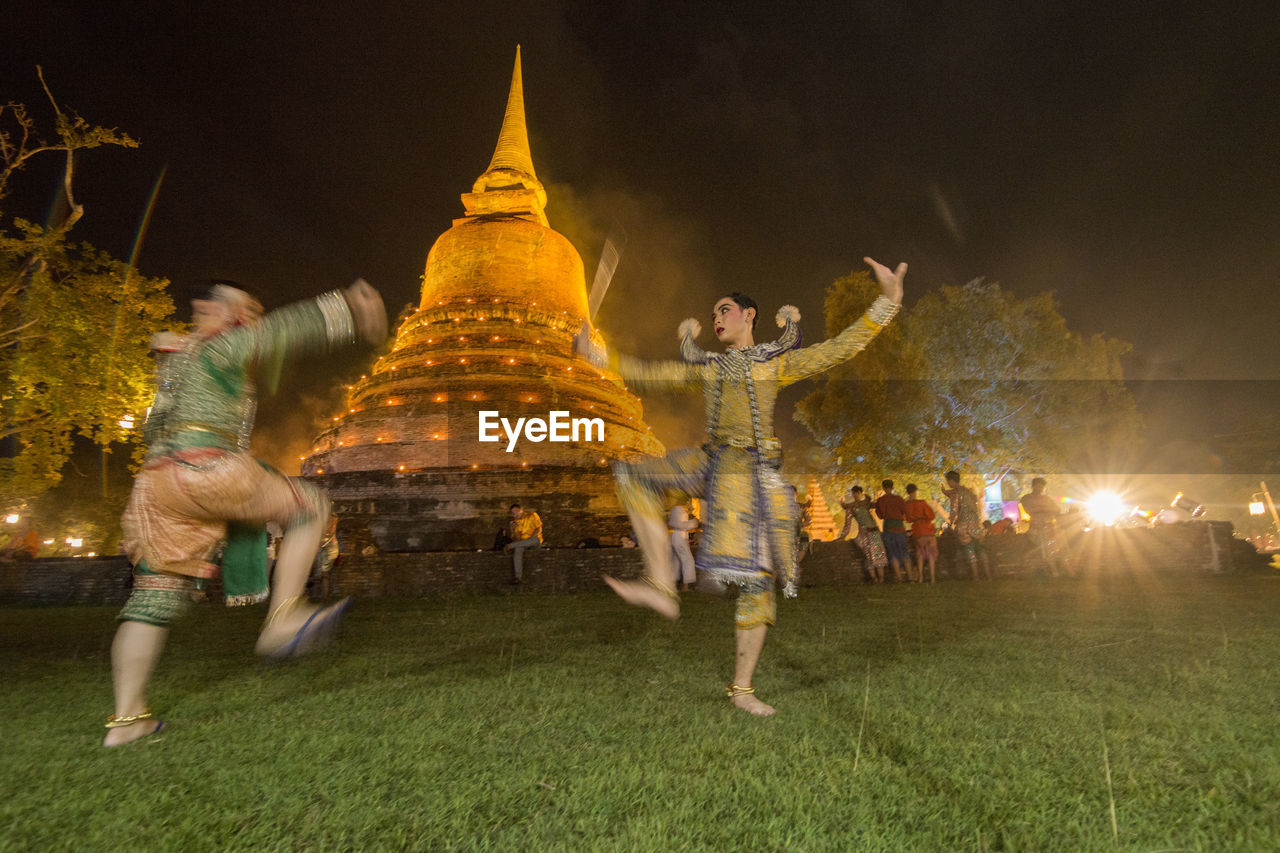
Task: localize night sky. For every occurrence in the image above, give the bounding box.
[5,2,1278,481]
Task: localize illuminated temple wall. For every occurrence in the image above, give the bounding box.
[302,49,662,550]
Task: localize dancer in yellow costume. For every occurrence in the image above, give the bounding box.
[577,258,905,716]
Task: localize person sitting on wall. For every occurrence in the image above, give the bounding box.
[0,518,40,561]
[504,503,542,584]
[989,517,1015,536]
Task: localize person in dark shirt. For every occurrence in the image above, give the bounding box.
[1020,477,1066,577]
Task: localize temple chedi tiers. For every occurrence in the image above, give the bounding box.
[303,48,662,550]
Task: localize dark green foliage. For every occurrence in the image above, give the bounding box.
[795,273,1143,489]
[2,73,174,504]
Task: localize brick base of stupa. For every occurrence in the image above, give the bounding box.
[315,466,633,552]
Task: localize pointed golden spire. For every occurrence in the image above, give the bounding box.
[483,45,538,181]
[466,46,548,224]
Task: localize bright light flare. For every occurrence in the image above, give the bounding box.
[1249,501,1266,516]
[4,514,18,524]
[1085,491,1128,527]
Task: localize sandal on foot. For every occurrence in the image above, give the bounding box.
[261,597,352,662]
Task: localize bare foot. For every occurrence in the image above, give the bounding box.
[603,576,679,620]
[731,693,777,717]
[103,718,165,747]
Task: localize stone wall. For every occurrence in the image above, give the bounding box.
[0,549,648,607]
[1,522,1258,607]
[328,546,646,598]
[324,466,634,552]
[0,556,135,606]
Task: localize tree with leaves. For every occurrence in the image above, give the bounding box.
[1,69,174,505]
[795,272,1142,493]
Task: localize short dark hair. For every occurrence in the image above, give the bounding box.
[882,479,894,491]
[906,484,918,494]
[1031,477,1047,489]
[851,485,864,494]
[945,470,961,483]
[509,503,521,510]
[721,292,759,329]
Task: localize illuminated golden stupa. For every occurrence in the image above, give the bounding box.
[302,48,662,550]
[803,476,838,542]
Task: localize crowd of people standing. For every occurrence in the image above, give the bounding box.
[828,471,1074,582]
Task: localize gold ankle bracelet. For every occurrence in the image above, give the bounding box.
[106,708,153,728]
[642,575,680,602]
[725,683,755,698]
[264,594,305,627]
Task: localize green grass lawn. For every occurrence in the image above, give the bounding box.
[3,571,1278,851]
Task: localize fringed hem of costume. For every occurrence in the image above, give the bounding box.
[221,522,269,605]
[225,590,270,607]
[316,290,357,346]
[698,566,774,595]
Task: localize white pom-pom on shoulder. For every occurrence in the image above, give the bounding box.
[678,318,702,339]
[775,305,800,328]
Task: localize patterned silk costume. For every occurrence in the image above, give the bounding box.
[943,484,986,545]
[586,296,900,628]
[118,292,357,626]
[847,497,888,571]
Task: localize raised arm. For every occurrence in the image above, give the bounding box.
[776,258,905,385]
[203,281,386,373]
[574,323,706,392]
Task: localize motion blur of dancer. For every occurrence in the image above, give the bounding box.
[103,280,387,746]
[577,257,905,716]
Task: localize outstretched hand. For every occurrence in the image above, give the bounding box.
[864,257,907,304]
[343,279,388,345]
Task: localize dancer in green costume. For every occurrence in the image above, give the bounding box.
[104,280,386,746]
